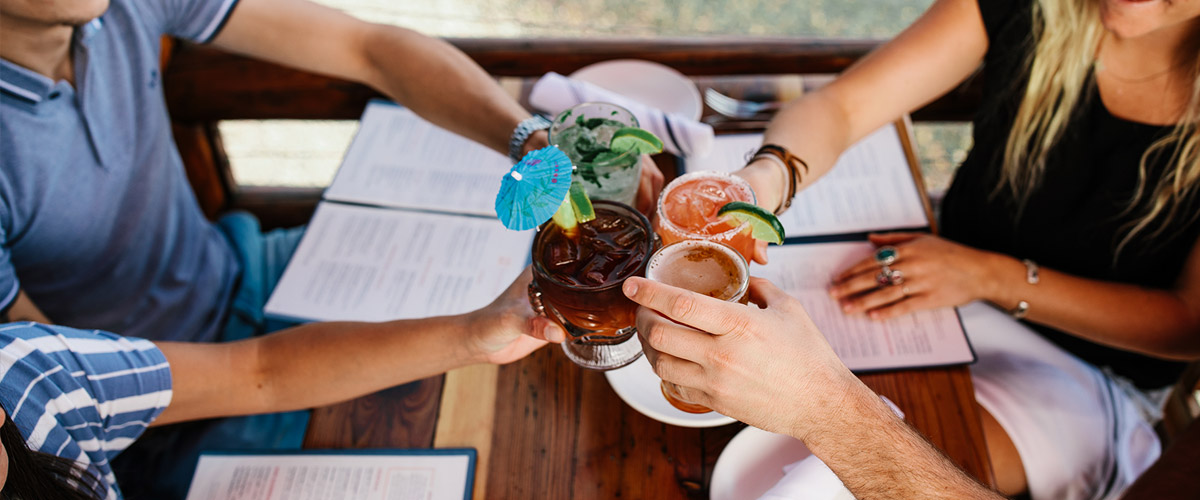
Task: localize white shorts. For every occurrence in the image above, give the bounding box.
[960,302,1165,500]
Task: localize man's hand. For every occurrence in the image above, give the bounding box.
[623,275,859,440]
[463,267,565,365]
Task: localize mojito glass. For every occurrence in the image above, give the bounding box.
[549,102,642,206]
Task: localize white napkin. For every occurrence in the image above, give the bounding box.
[757,397,905,500]
[758,454,856,500]
[528,72,715,158]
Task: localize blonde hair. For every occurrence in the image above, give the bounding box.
[1000,0,1200,255]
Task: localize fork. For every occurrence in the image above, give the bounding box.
[704,88,785,119]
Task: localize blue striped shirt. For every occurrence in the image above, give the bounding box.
[0,322,172,500]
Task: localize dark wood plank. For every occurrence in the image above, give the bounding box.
[302,376,444,449]
[163,38,981,123]
[487,347,584,498]
[571,370,706,499]
[1120,417,1200,500]
[227,186,324,230]
[171,122,230,219]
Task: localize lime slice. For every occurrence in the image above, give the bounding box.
[550,180,596,236]
[551,196,578,234]
[568,179,596,223]
[609,127,664,155]
[718,201,785,244]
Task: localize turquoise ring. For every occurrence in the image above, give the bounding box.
[874,246,899,267]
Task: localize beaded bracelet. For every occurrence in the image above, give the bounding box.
[751,144,808,214]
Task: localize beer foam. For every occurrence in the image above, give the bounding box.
[646,241,748,301]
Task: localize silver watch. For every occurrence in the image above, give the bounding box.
[508,115,552,163]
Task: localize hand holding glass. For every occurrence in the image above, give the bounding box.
[644,240,750,413]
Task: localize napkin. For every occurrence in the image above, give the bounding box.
[528,72,715,158]
[758,454,856,500]
[757,397,905,500]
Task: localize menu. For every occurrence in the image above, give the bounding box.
[185,449,475,500]
[685,127,974,372]
[264,101,531,323]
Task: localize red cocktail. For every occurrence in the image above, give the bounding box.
[654,171,757,262]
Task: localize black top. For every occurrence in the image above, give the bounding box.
[940,0,1199,388]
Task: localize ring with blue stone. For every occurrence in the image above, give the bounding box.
[874,245,899,267]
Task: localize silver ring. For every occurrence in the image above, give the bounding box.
[874,246,899,267]
[901,285,911,297]
[875,266,905,287]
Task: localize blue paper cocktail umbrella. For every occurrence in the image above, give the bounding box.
[496,146,573,230]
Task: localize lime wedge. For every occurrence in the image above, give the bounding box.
[609,127,664,155]
[718,201,785,244]
[551,196,578,234]
[550,180,596,236]
[569,179,595,223]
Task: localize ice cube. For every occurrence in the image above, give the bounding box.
[578,255,613,286]
[593,215,627,232]
[695,180,728,201]
[612,226,644,247]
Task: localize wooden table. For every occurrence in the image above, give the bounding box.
[302,354,992,498]
[303,76,994,498]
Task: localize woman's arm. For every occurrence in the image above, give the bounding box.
[736,0,989,211]
[832,233,1200,360]
[152,269,563,426]
[986,234,1200,359]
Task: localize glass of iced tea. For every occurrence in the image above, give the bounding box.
[529,200,658,370]
[644,240,749,413]
[549,103,642,206]
[654,171,757,262]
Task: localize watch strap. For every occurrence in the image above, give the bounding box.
[508,115,552,163]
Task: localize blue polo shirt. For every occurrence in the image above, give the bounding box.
[0,0,241,342]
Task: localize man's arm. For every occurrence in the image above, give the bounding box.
[2,290,51,324]
[803,379,999,499]
[623,276,1000,499]
[153,269,562,426]
[209,0,539,157]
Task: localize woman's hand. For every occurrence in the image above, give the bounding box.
[734,158,788,265]
[624,276,859,440]
[830,232,1002,320]
[635,155,666,216]
[464,267,565,365]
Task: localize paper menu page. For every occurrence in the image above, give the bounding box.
[185,452,472,500]
[756,242,973,371]
[683,124,929,237]
[264,202,531,323]
[323,102,511,217]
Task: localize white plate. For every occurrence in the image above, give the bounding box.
[709,426,814,500]
[604,354,737,428]
[570,59,703,121]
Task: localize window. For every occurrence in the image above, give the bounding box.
[222,0,969,197]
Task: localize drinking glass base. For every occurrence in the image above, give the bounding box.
[561,332,644,371]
